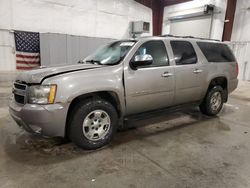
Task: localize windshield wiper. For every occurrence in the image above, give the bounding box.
[85,60,102,65]
[78,60,85,64]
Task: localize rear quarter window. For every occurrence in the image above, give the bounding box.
[197,42,236,62]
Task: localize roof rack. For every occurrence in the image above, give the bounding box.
[160,34,220,42]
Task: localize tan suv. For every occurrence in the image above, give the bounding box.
[9,36,238,149]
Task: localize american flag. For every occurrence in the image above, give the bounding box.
[14,31,40,70]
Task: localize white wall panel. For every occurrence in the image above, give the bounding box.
[210,0,227,40]
[97,0,117,14]
[71,10,97,36]
[170,16,212,38]
[96,12,116,39]
[0,31,15,71]
[115,0,130,16]
[10,0,152,39]
[229,0,250,80]
[0,0,12,29]
[231,0,250,42]
[162,0,227,40]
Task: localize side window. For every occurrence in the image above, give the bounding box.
[170,41,197,65]
[197,42,236,62]
[134,40,169,67]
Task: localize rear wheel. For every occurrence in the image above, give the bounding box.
[69,98,118,150]
[199,86,224,116]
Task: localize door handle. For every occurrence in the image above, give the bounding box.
[193,69,203,74]
[161,72,173,77]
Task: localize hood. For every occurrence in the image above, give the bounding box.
[15,64,102,84]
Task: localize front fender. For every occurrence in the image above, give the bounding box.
[42,65,126,115]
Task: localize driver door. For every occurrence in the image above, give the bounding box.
[124,40,175,115]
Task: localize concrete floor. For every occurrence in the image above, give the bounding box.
[0,72,250,188]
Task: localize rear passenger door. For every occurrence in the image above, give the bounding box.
[170,40,206,105]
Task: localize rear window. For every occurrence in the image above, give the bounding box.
[197,42,236,62]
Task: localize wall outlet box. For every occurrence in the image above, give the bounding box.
[132,21,150,34]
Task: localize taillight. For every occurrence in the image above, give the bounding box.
[236,62,239,78]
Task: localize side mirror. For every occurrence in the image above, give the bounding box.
[130,54,153,69]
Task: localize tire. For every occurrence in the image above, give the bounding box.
[199,86,224,116]
[69,98,118,150]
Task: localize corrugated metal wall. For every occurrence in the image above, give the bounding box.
[40,33,114,66]
[229,42,250,81]
[0,30,114,70]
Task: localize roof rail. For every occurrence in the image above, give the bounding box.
[160,34,220,42]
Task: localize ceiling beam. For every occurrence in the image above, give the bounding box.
[134,0,152,8]
[164,0,192,6]
[135,0,194,8]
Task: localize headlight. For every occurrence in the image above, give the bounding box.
[29,85,57,104]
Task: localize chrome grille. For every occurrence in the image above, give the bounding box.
[13,82,27,104]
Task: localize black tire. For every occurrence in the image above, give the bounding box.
[199,86,224,116]
[69,98,118,150]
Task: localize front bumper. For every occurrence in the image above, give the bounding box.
[9,99,69,137]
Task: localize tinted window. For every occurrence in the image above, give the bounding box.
[170,41,197,65]
[197,42,236,62]
[135,40,169,67]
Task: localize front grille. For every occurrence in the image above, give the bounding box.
[13,82,27,104]
[14,83,26,90]
[14,94,25,104]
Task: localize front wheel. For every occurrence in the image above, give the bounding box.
[69,99,118,150]
[199,86,224,116]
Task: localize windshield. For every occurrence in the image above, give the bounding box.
[83,40,137,65]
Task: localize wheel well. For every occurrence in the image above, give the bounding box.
[208,77,228,102]
[208,77,227,90]
[65,91,121,138]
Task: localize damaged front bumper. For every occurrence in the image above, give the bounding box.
[9,98,69,137]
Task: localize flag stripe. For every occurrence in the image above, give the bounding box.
[16,57,40,62]
[16,54,39,59]
[16,61,40,65]
[16,52,39,56]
